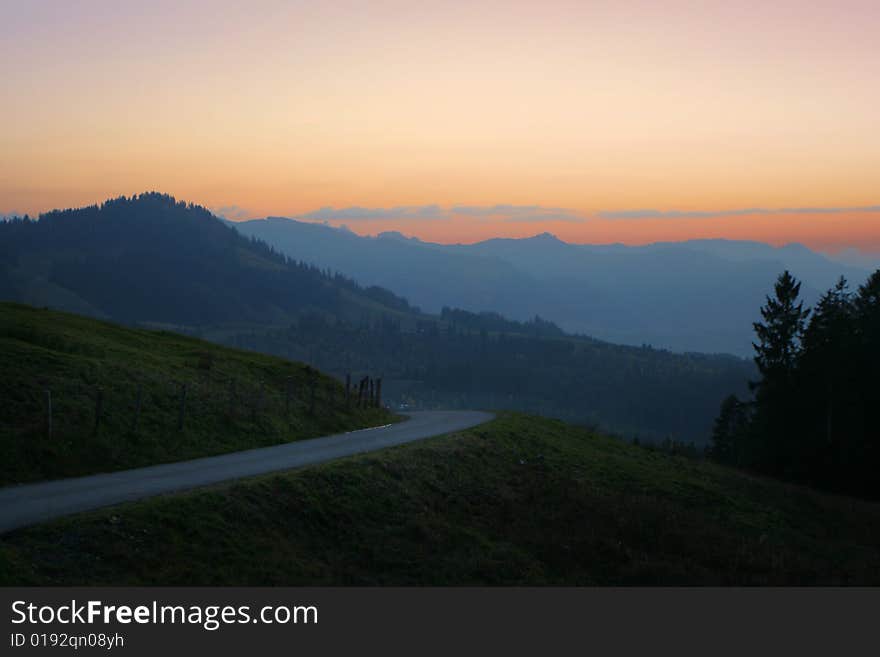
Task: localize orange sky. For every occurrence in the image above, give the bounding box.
[270,209,880,255]
[2,1,879,254]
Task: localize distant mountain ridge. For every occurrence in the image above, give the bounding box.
[234,216,871,355]
[0,193,757,444]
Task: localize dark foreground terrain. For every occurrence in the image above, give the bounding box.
[2,413,878,585]
[0,303,393,485]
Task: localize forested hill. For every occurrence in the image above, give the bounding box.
[234,216,867,355]
[0,193,755,444]
[0,193,416,327]
[229,314,753,443]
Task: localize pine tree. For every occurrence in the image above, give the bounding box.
[797,277,854,487]
[853,270,880,492]
[709,394,750,466]
[802,277,852,357]
[752,271,810,385]
[855,270,880,318]
[710,269,880,498]
[750,271,810,474]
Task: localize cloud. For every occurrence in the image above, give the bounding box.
[212,205,252,221]
[452,204,552,216]
[298,205,444,221]
[449,204,584,223]
[296,204,585,223]
[598,206,880,220]
[452,204,585,223]
[221,202,880,225]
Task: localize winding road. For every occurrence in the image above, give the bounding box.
[0,410,493,534]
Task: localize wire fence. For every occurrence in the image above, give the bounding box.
[9,368,385,440]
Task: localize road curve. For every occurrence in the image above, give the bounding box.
[0,410,493,534]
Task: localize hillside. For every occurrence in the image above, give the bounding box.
[0,194,756,445]
[229,311,754,444]
[233,216,546,322]
[2,413,878,585]
[234,217,868,355]
[0,193,417,328]
[0,303,393,485]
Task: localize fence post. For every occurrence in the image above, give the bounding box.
[308,370,317,416]
[178,384,187,430]
[376,378,382,409]
[369,377,375,407]
[228,378,237,417]
[94,387,104,435]
[251,382,262,423]
[45,388,52,438]
[133,384,143,433]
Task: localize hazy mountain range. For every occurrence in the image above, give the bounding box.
[0,194,757,443]
[234,217,871,355]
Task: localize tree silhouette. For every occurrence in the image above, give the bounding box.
[752,271,809,386]
[708,394,750,466]
[748,271,810,474]
[711,268,880,499]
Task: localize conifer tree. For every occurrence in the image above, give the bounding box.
[709,394,750,466]
[797,277,854,486]
[752,271,809,386]
[750,271,810,474]
[853,270,880,488]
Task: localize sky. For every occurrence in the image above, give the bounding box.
[2,0,879,255]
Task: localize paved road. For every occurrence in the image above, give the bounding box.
[0,410,493,534]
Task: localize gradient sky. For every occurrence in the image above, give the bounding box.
[2,1,879,254]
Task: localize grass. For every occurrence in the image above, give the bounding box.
[0,302,395,485]
[2,412,879,585]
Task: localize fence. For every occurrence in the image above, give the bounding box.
[9,368,385,440]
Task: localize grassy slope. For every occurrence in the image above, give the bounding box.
[0,303,393,484]
[2,412,878,585]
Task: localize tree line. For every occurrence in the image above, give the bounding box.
[710,269,880,498]
[226,311,754,444]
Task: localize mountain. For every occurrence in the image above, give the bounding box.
[0,194,756,444]
[0,193,417,328]
[234,217,871,355]
[232,216,546,320]
[829,247,880,272]
[637,239,870,292]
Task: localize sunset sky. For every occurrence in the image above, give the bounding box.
[2,1,879,254]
